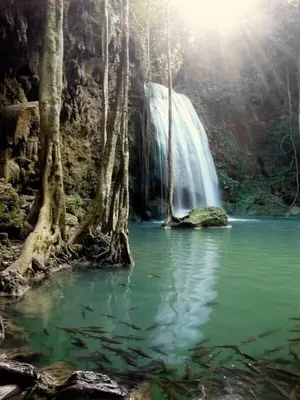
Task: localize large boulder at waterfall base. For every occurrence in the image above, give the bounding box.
[167,207,229,228]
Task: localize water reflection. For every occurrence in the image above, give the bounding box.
[152,230,221,354]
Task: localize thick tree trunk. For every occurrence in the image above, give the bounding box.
[166,0,174,224]
[108,0,133,265]
[0,0,65,296]
[101,0,109,152]
[70,0,133,267]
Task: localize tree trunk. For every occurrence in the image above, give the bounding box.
[166,0,174,224]
[101,0,109,152]
[0,0,65,296]
[70,0,133,267]
[108,0,133,265]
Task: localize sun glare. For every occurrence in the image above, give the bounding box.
[173,0,258,32]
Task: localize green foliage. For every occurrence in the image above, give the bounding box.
[66,194,85,220]
[0,203,23,228]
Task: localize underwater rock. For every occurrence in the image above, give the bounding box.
[165,207,229,228]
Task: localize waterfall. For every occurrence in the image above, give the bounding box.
[144,82,221,217]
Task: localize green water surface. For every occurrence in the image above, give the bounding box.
[7,218,300,372]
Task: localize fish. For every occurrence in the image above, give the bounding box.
[115,334,144,341]
[43,328,50,336]
[289,329,300,332]
[289,337,300,343]
[185,365,193,380]
[56,326,79,334]
[82,310,86,320]
[290,349,300,364]
[119,321,141,330]
[290,317,300,321]
[159,383,181,400]
[145,322,171,331]
[192,347,213,358]
[266,365,300,378]
[208,364,219,374]
[267,378,290,399]
[97,351,112,364]
[99,336,122,345]
[71,337,87,349]
[265,345,284,353]
[241,336,258,344]
[239,359,260,374]
[254,359,276,367]
[148,274,160,278]
[204,301,218,306]
[149,346,168,356]
[99,313,115,319]
[128,346,151,359]
[195,337,210,346]
[80,304,94,312]
[201,351,221,364]
[273,357,294,366]
[129,307,139,311]
[79,327,107,334]
[118,283,135,288]
[102,344,133,359]
[120,353,138,367]
[258,328,280,338]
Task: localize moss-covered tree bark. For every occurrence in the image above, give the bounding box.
[0,0,65,296]
[70,0,133,267]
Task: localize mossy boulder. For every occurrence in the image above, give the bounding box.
[0,179,23,237]
[166,207,229,228]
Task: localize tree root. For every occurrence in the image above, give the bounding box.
[0,270,29,297]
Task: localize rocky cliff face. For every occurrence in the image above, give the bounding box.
[0,0,143,202]
[174,35,300,216]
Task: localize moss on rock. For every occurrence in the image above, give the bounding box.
[0,180,23,237]
[65,194,85,221]
[166,207,229,228]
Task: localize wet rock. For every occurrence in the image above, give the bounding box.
[3,346,41,364]
[56,371,130,399]
[289,206,300,216]
[0,233,8,243]
[165,207,229,228]
[0,384,21,399]
[66,213,78,227]
[39,362,74,386]
[0,315,4,343]
[0,360,37,388]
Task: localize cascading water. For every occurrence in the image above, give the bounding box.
[144,82,221,217]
